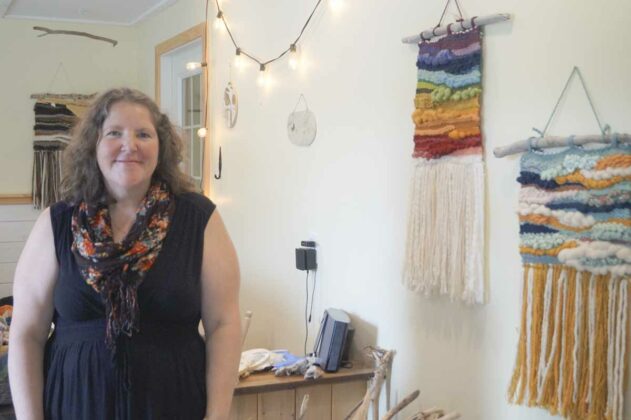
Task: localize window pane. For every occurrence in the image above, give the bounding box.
[182,128,192,176]
[193,135,201,178]
[182,77,192,126]
[192,74,201,125]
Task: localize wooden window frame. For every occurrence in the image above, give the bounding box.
[155,23,211,196]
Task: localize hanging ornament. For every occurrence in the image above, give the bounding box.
[287,94,317,147]
[223,82,238,128]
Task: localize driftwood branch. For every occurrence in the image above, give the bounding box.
[382,389,420,420]
[407,407,461,420]
[33,26,118,47]
[297,394,309,420]
[493,133,631,158]
[402,13,511,44]
[344,399,364,420]
[346,347,396,420]
[241,310,253,349]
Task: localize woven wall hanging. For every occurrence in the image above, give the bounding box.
[30,92,95,209]
[402,8,490,304]
[504,67,631,420]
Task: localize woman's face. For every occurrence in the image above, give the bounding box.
[96,101,159,197]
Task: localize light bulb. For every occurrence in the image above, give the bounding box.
[257,65,270,87]
[186,62,201,71]
[234,48,244,69]
[330,0,345,14]
[214,11,225,31]
[197,127,207,138]
[288,44,300,70]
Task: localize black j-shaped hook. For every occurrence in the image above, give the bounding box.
[214,146,222,180]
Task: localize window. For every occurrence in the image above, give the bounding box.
[181,73,203,190]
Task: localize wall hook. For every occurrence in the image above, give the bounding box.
[214,146,222,180]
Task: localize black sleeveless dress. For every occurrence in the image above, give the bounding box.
[44,192,215,420]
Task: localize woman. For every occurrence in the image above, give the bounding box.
[9,88,241,420]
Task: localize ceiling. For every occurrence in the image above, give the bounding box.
[1,0,178,26]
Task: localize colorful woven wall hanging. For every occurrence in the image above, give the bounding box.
[403,27,485,303]
[508,142,631,419]
[30,93,95,209]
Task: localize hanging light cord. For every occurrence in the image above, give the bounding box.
[211,0,324,68]
[303,268,318,356]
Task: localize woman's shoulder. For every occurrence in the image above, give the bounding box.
[176,191,216,219]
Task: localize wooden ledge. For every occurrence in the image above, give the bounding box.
[235,365,373,395]
[0,195,32,205]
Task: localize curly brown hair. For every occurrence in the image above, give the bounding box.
[61,87,196,204]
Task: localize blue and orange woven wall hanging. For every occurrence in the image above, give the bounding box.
[497,66,631,419]
[508,142,630,419]
[403,27,485,303]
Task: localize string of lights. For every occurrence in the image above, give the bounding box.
[211,0,327,77]
[195,0,344,140]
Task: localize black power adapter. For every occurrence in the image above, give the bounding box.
[295,241,317,271]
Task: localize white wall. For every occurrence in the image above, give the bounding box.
[1,0,629,418]
[0,19,139,194]
[0,19,139,295]
[206,0,631,418]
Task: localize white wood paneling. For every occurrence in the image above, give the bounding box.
[0,243,23,264]
[0,220,34,242]
[0,204,40,222]
[0,263,16,284]
[0,205,39,288]
[0,283,13,298]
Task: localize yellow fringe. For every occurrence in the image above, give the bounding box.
[560,268,577,417]
[528,266,546,405]
[508,265,530,404]
[508,265,629,419]
[540,266,562,412]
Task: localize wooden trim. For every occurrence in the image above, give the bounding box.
[154,23,206,106]
[0,194,32,205]
[154,22,212,197]
[234,366,373,396]
[201,24,212,198]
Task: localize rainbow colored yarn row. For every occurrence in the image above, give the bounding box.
[517,144,631,275]
[412,28,482,159]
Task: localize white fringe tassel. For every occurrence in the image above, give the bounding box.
[403,156,485,304]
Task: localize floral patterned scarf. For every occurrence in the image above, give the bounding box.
[71,182,174,349]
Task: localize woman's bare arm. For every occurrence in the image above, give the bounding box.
[200,211,241,420]
[9,208,58,420]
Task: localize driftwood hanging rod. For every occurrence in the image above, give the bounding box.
[402,13,511,44]
[493,133,631,158]
[33,26,118,47]
[30,93,97,101]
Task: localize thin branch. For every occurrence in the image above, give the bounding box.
[382,389,420,420]
[33,26,118,47]
[493,133,631,158]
